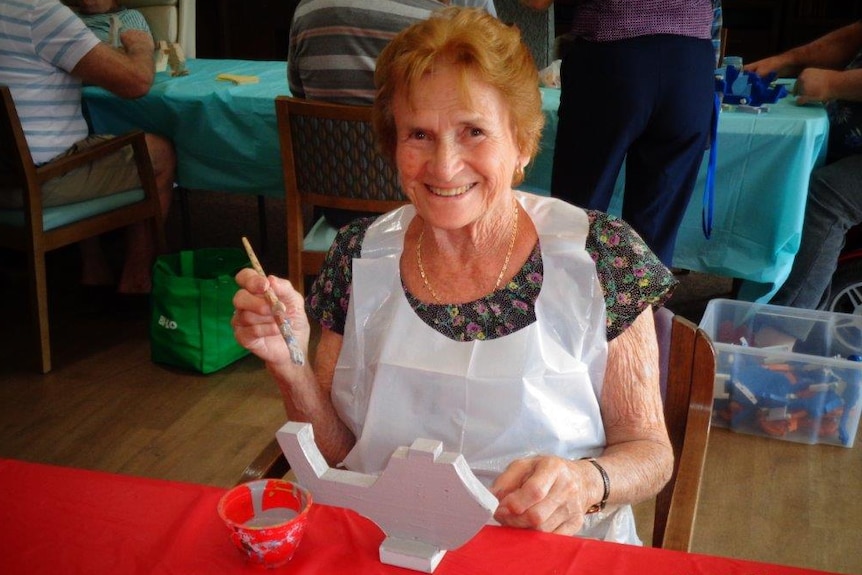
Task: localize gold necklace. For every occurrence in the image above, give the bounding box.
[416,199,519,304]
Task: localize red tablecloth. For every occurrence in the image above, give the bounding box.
[0,458,840,575]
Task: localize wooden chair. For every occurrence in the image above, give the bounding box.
[652,307,716,551]
[495,0,555,69]
[237,307,716,552]
[0,85,166,373]
[275,96,407,293]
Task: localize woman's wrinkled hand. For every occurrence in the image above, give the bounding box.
[231,268,311,368]
[490,456,595,536]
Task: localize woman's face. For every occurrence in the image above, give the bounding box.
[393,64,527,232]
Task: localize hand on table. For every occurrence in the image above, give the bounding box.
[744,55,798,78]
[491,455,598,535]
[792,68,836,105]
[744,57,832,105]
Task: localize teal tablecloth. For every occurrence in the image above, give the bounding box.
[83,60,829,301]
[83,59,290,198]
[524,88,829,302]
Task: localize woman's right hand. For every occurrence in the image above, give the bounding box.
[231,268,311,368]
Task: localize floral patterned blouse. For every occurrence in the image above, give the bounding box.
[306,210,677,342]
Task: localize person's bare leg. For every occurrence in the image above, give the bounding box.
[79,237,114,286]
[117,133,176,294]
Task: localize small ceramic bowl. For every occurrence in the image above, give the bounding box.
[218,479,313,568]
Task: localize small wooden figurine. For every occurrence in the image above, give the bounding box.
[108,14,121,48]
[167,42,188,77]
[154,40,168,73]
[276,422,497,573]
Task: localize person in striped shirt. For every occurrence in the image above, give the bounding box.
[287,0,497,105]
[0,0,175,297]
[287,0,497,227]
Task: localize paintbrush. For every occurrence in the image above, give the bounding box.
[241,237,305,366]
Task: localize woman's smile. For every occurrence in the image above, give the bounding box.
[427,183,477,197]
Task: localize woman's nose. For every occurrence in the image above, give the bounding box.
[430,140,462,180]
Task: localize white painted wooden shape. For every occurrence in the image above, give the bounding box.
[276,421,497,573]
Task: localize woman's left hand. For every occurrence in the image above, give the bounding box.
[491,456,599,535]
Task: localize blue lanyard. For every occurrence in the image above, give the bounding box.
[703,92,721,239]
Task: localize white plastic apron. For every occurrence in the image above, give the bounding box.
[332,192,639,543]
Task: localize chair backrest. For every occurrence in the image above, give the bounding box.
[652,307,716,551]
[0,84,165,372]
[0,87,37,197]
[275,96,407,293]
[61,0,196,57]
[495,0,555,69]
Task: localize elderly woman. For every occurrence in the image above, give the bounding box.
[233,7,676,544]
[76,0,152,44]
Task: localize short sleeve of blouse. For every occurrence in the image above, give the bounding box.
[306,218,373,335]
[585,210,677,339]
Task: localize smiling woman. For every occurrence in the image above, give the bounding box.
[231,6,677,546]
[391,63,530,298]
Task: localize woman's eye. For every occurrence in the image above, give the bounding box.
[469,127,484,137]
[410,130,427,140]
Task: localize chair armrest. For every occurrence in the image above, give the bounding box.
[34,131,148,183]
[235,437,292,486]
[661,325,715,551]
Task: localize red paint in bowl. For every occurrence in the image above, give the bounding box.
[218,479,313,568]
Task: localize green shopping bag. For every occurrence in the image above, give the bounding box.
[150,248,250,373]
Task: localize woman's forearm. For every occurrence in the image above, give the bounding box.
[595,435,674,507]
[267,360,355,465]
[599,309,674,507]
[267,326,355,465]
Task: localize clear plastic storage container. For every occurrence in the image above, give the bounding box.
[699,299,862,447]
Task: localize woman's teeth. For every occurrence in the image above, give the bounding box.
[428,184,474,197]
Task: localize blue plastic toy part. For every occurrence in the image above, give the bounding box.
[718,66,788,107]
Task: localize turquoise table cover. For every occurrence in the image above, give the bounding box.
[84,59,290,199]
[83,60,829,302]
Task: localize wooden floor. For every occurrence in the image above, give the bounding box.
[1,191,860,574]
